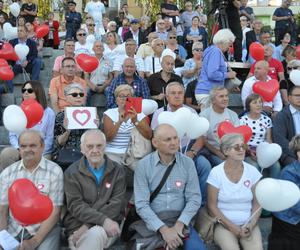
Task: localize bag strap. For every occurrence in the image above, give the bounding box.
[150,159,176,203]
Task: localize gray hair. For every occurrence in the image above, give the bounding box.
[64,83,85,96]
[192,41,203,50]
[108,21,117,28]
[213,29,235,46]
[209,86,228,102]
[80,129,106,145]
[220,133,244,155]
[288,59,300,68]
[18,130,45,146]
[151,38,164,47]
[114,84,134,98]
[166,82,184,95]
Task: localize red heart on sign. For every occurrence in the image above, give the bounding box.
[72,109,91,126]
[76,53,99,73]
[218,121,252,143]
[252,79,279,102]
[8,178,53,226]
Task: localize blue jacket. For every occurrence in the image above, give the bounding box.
[195,45,227,95]
[274,160,300,225]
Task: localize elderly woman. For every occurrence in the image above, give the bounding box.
[207,133,263,250]
[268,135,300,250]
[74,28,93,55]
[103,31,125,62]
[103,84,152,170]
[240,94,280,178]
[195,29,237,110]
[144,38,165,77]
[182,42,203,88]
[102,21,122,44]
[52,83,88,169]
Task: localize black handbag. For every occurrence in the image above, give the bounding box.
[121,160,176,242]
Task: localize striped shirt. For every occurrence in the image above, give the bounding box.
[0,158,64,237]
[104,108,145,154]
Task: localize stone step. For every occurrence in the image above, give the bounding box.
[0,93,15,106]
[0,125,9,145]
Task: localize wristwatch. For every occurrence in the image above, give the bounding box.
[134,121,139,126]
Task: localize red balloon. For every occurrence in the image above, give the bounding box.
[253,79,279,102]
[76,53,99,73]
[0,66,14,80]
[229,45,234,55]
[249,42,264,61]
[35,24,50,39]
[296,46,300,60]
[8,178,53,226]
[218,121,252,143]
[20,99,44,128]
[0,58,8,67]
[0,42,18,61]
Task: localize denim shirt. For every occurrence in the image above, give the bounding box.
[274,160,300,225]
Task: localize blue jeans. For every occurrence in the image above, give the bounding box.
[184,225,207,250]
[7,57,42,93]
[244,156,281,178]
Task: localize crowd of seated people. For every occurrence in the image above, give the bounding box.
[0,0,300,249]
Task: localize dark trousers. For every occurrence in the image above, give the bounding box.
[228,19,243,62]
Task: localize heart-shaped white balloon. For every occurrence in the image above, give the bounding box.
[142,99,158,115]
[290,69,300,86]
[3,23,18,40]
[256,142,282,168]
[186,114,209,139]
[3,105,27,134]
[14,44,29,61]
[255,178,300,212]
[9,3,20,17]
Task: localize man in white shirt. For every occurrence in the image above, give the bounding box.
[242,60,283,117]
[84,0,106,31]
[113,38,144,78]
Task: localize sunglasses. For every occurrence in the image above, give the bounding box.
[230,144,248,152]
[88,24,95,27]
[288,66,300,71]
[77,33,86,36]
[193,48,203,52]
[169,36,177,39]
[22,88,34,94]
[68,92,85,97]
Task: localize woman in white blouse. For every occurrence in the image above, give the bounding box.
[207,133,263,250]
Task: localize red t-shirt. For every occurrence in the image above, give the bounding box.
[250,58,284,80]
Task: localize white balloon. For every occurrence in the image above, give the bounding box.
[256,142,282,168]
[290,70,300,86]
[3,105,27,134]
[3,23,18,40]
[14,44,29,60]
[186,114,209,139]
[9,3,20,17]
[255,178,300,212]
[142,99,158,115]
[158,111,176,126]
[86,34,96,45]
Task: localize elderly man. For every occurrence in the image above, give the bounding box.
[106,57,150,108]
[123,18,147,46]
[242,60,283,117]
[113,39,144,77]
[134,124,206,249]
[64,129,126,250]
[52,38,82,77]
[144,38,165,77]
[200,87,240,167]
[7,25,42,93]
[148,54,183,108]
[0,130,63,250]
[151,82,211,205]
[49,57,87,113]
[136,32,158,59]
[273,86,300,166]
[245,19,263,61]
[155,19,169,41]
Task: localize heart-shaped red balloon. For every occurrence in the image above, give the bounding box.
[252,79,279,102]
[21,99,44,128]
[296,45,300,60]
[35,24,50,39]
[8,178,53,226]
[249,42,264,61]
[218,121,252,143]
[0,66,14,80]
[0,58,8,67]
[0,42,18,61]
[76,53,99,73]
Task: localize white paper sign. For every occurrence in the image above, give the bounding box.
[0,230,19,250]
[66,107,98,130]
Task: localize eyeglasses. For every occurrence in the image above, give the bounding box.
[88,24,95,27]
[169,36,177,39]
[230,143,248,152]
[288,66,300,71]
[68,92,85,97]
[193,48,203,52]
[240,19,247,21]
[63,64,76,69]
[155,43,164,46]
[77,33,86,36]
[22,88,34,94]
[118,94,131,99]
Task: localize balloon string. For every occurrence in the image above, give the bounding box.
[260,168,264,174]
[180,138,182,153]
[184,138,191,155]
[242,206,262,228]
[20,227,25,247]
